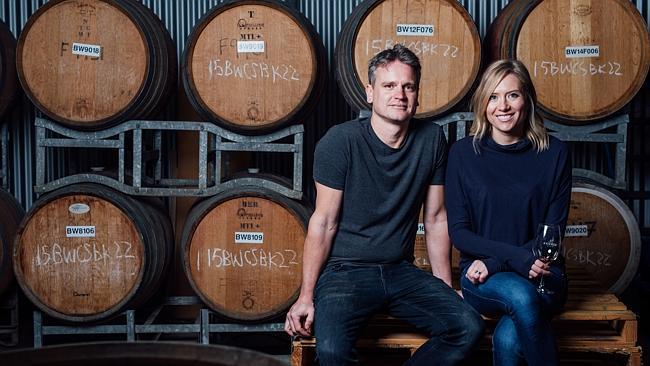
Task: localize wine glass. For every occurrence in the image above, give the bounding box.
[533,224,562,294]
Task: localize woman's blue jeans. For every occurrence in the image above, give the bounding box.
[460,267,567,366]
[313,261,484,366]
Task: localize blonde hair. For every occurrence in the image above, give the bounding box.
[469,59,549,153]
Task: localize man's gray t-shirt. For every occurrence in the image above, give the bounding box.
[314,116,447,264]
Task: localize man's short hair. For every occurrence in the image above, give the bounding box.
[367,44,421,88]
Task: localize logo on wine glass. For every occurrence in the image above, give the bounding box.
[534,224,562,294]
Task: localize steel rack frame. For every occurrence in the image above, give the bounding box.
[32,296,285,348]
[544,114,629,189]
[34,117,304,199]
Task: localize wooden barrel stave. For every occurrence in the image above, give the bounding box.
[335,0,482,120]
[182,0,326,134]
[16,0,176,129]
[118,0,177,121]
[13,184,173,322]
[181,184,311,322]
[486,0,650,122]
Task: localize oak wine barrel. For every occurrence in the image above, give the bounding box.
[16,0,176,130]
[181,184,311,322]
[2,341,286,366]
[0,189,24,296]
[564,182,641,294]
[486,0,650,123]
[0,19,17,120]
[336,0,481,119]
[13,184,173,322]
[182,0,326,134]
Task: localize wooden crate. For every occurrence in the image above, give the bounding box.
[291,267,642,366]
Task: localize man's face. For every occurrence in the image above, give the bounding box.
[365,61,419,125]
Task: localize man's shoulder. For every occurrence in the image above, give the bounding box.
[411,119,443,133]
[318,118,365,147]
[409,120,446,147]
[324,117,364,136]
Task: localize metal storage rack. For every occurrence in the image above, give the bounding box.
[32,296,285,348]
[34,117,304,199]
[30,117,302,347]
[544,114,629,189]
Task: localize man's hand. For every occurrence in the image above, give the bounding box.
[284,300,315,337]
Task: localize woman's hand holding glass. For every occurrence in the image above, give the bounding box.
[531,224,562,294]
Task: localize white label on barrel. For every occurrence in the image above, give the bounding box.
[68,203,90,215]
[396,24,434,36]
[417,223,424,235]
[234,232,264,244]
[237,41,265,53]
[71,42,102,58]
[565,45,600,58]
[66,226,96,238]
[565,224,589,237]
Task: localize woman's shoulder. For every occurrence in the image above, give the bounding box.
[449,135,475,153]
[547,134,569,154]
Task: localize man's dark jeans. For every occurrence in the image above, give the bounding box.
[313,261,483,365]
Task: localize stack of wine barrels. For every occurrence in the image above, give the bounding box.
[336,0,481,119]
[0,189,24,296]
[182,0,326,134]
[486,0,650,122]
[13,184,173,322]
[16,0,176,130]
[181,183,311,322]
[179,1,320,322]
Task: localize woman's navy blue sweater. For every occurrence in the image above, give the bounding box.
[445,135,572,277]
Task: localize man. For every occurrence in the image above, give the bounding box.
[284,44,483,365]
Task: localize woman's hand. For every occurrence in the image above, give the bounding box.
[528,259,551,279]
[465,259,488,284]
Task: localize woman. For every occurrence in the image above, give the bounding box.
[445,59,571,366]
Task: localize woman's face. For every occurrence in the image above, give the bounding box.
[486,73,526,145]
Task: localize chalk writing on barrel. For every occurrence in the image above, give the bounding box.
[364,39,459,58]
[564,247,612,267]
[197,248,299,270]
[33,241,137,268]
[208,59,300,82]
[533,60,623,77]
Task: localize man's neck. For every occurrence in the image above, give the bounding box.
[369,115,410,149]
